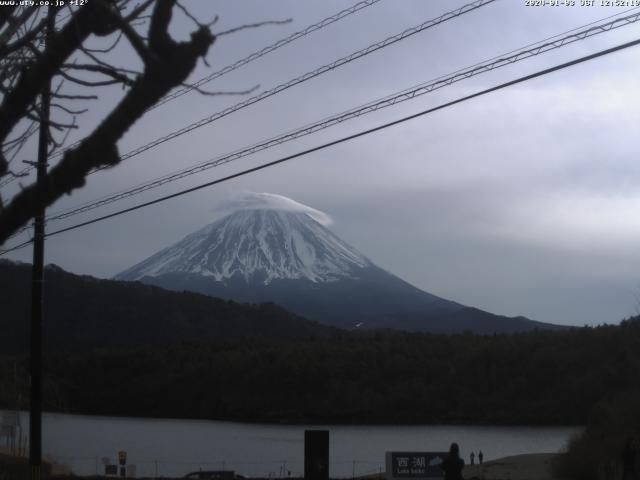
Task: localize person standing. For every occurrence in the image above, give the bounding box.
[478,451,483,465]
[440,443,464,480]
[470,452,475,465]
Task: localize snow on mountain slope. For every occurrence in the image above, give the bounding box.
[114,194,554,332]
[116,209,372,284]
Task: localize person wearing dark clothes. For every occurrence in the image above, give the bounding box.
[478,451,483,465]
[440,442,465,480]
[622,436,638,480]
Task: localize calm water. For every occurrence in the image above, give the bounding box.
[5,411,580,478]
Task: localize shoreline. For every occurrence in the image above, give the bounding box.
[2,451,561,480]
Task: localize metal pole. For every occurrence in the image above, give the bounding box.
[30,8,54,480]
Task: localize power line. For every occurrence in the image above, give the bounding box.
[0,0,384,189]
[92,0,495,167]
[6,4,639,242]
[31,8,640,228]
[52,0,497,172]
[3,36,639,256]
[6,5,638,241]
[152,0,384,110]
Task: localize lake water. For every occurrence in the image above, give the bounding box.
[3,411,581,478]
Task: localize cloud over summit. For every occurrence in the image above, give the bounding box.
[213,192,333,226]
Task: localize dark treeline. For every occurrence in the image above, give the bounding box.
[553,390,640,480]
[0,260,340,355]
[2,318,640,425]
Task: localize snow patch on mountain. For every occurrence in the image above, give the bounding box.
[116,208,371,284]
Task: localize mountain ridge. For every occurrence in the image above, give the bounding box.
[116,206,561,333]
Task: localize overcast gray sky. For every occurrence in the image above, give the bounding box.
[4,0,640,327]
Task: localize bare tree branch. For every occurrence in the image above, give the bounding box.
[123,0,156,22]
[25,111,78,131]
[0,6,18,31]
[78,44,140,75]
[61,63,137,86]
[105,9,156,65]
[185,83,259,97]
[0,7,39,49]
[52,92,99,100]
[49,116,77,151]
[2,120,38,149]
[57,69,127,87]
[51,104,88,115]
[216,19,292,37]
[83,31,124,53]
[0,17,47,57]
[175,1,203,28]
[0,1,112,176]
[0,0,215,243]
[3,168,30,179]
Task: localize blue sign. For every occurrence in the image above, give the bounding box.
[386,452,447,479]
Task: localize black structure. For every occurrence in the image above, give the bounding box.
[30,8,54,480]
[304,430,329,480]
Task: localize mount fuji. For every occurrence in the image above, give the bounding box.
[116,195,560,333]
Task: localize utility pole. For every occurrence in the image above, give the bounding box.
[30,7,54,480]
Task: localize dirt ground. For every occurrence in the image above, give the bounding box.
[462,453,559,480]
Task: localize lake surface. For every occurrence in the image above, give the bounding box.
[4,411,581,478]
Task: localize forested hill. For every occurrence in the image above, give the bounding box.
[2,318,640,425]
[0,260,339,354]
[3,259,640,426]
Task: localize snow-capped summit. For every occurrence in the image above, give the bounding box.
[115,193,466,327]
[116,208,371,285]
[115,194,561,332]
[118,193,563,333]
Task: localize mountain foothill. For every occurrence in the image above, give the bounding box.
[2,256,639,425]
